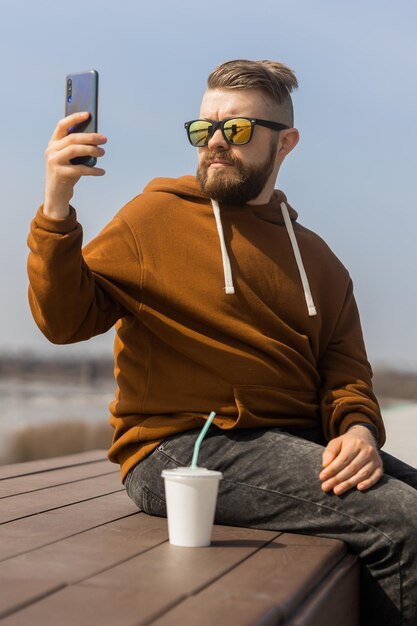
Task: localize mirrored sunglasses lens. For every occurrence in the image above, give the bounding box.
[188,121,212,146]
[223,118,252,144]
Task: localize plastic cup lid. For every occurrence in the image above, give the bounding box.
[162,466,223,479]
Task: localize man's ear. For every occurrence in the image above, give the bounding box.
[278,128,300,157]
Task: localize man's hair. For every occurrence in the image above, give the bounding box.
[207,59,298,126]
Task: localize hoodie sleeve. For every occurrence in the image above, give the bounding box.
[27,206,135,344]
[317,280,386,447]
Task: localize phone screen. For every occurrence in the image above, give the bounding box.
[65,70,99,166]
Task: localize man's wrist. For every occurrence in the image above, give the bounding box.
[43,201,71,220]
[348,422,379,445]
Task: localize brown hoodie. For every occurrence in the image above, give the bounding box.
[27,176,384,480]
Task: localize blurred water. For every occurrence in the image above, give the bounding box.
[0,378,115,464]
[1,379,114,424]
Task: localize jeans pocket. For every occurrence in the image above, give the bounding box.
[141,485,167,518]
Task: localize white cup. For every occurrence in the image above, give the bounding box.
[162,466,223,547]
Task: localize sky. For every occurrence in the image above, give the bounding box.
[0,0,416,370]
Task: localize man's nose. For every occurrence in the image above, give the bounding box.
[207,127,229,151]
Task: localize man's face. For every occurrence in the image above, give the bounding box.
[196,88,284,205]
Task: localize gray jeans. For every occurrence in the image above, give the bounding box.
[125,427,417,626]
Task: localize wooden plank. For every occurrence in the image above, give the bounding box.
[0,490,137,560]
[0,587,155,626]
[0,472,123,525]
[0,580,65,622]
[0,513,167,583]
[78,524,279,591]
[154,590,283,626]
[0,526,280,626]
[0,513,168,619]
[0,460,116,498]
[149,534,348,626]
[0,450,107,480]
[285,554,359,626]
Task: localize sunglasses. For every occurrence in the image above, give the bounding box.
[184,117,289,147]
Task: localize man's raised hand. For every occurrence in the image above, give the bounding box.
[43,112,107,219]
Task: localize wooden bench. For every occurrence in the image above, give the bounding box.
[0,450,359,625]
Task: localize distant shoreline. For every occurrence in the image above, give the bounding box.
[1,354,416,405]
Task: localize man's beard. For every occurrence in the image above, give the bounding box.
[196,139,277,206]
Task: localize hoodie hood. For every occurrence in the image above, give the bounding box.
[143,176,316,316]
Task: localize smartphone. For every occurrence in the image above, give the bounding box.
[65,70,99,166]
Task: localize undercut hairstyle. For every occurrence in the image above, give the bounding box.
[207,59,298,127]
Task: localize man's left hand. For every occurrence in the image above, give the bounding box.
[319,425,383,495]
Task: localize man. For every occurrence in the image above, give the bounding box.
[28,59,417,625]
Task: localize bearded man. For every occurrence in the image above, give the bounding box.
[28,59,417,625]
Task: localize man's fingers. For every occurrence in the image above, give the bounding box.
[357,466,384,491]
[49,131,107,152]
[76,164,106,176]
[332,466,383,495]
[328,462,375,494]
[320,432,376,481]
[49,114,107,149]
[67,144,106,162]
[319,429,383,496]
[321,455,383,495]
[46,139,106,172]
[50,113,107,143]
[320,446,361,480]
[321,456,364,490]
[50,112,91,141]
[322,438,341,468]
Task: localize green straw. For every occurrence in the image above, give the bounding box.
[191,411,216,468]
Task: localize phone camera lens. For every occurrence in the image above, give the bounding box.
[66,78,72,104]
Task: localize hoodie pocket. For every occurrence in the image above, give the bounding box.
[228,384,319,428]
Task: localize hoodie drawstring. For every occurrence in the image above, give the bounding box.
[210,198,317,317]
[280,202,317,317]
[211,199,235,294]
